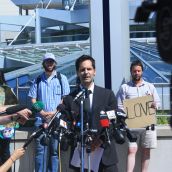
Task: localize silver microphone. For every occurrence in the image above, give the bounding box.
[73,90,85,101]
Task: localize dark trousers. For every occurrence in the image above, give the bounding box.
[98,160,118,172]
[0,138,12,172]
[60,145,76,172]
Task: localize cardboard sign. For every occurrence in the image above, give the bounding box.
[123,95,156,128]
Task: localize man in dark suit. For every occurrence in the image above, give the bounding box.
[61,55,119,172]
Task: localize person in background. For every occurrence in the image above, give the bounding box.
[28,53,70,172]
[0,70,32,172]
[0,111,30,172]
[117,60,160,172]
[0,70,20,172]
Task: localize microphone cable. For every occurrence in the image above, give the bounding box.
[58,142,62,172]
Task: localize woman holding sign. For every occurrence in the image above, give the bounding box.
[117,60,160,172]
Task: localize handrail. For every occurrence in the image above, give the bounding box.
[8,14,35,46]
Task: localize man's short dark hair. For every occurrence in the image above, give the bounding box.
[130,60,144,72]
[75,55,95,72]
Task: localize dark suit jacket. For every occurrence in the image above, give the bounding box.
[63,85,118,166]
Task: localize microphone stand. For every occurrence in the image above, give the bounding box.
[75,88,92,172]
[80,94,85,172]
[84,125,92,172]
[80,89,92,172]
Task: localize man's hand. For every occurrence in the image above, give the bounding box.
[40,110,56,120]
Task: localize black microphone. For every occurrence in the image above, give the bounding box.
[0,105,27,116]
[104,107,125,144]
[99,111,111,144]
[116,110,137,143]
[56,104,66,114]
[0,101,45,116]
[23,104,66,149]
[23,126,44,149]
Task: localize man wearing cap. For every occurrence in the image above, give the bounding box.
[28,53,70,172]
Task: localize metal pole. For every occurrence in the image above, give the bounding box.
[80,98,84,172]
[16,77,19,100]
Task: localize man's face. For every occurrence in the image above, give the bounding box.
[43,59,56,72]
[131,65,143,82]
[77,60,96,87]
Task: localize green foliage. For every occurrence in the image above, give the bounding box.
[157,116,170,125]
[156,110,171,125]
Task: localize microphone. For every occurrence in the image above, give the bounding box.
[23,104,66,149]
[32,101,44,113]
[58,119,68,142]
[23,126,44,149]
[73,90,85,101]
[116,109,127,128]
[104,107,125,144]
[106,110,116,120]
[0,105,27,116]
[3,105,27,115]
[116,110,137,143]
[0,101,44,116]
[99,111,111,144]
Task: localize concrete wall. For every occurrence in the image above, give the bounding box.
[10,126,172,172]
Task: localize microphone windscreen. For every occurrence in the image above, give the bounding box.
[6,105,27,115]
[100,113,109,126]
[100,119,109,128]
[57,104,65,112]
[32,101,44,113]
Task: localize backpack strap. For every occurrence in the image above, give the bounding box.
[56,72,63,98]
[36,75,41,101]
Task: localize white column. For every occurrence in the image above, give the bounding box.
[109,0,130,93]
[90,0,130,93]
[90,0,105,87]
[35,8,41,44]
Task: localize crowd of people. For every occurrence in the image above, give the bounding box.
[0,53,161,172]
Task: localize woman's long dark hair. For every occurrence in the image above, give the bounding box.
[0,70,6,85]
